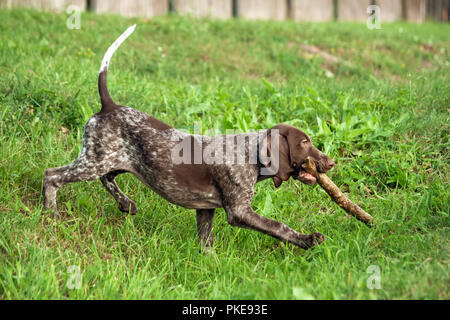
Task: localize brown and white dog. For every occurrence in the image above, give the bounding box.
[43,25,335,251]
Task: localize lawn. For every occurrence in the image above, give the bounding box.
[0,9,448,299]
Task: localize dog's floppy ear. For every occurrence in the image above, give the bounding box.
[259,129,294,188]
[272,124,305,170]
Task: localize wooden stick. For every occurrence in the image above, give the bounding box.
[302,157,374,226]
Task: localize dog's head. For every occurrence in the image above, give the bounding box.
[259,124,335,187]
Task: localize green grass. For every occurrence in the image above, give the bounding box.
[0,9,449,300]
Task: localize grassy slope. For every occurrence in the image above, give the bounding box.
[0,9,448,299]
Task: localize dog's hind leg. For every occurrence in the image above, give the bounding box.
[43,156,112,218]
[100,170,138,215]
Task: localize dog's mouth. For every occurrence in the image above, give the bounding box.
[297,167,316,185]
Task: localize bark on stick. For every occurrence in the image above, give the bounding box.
[302,157,374,226]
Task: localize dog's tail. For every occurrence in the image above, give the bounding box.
[98,24,136,113]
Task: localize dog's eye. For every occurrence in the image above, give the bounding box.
[301,139,308,143]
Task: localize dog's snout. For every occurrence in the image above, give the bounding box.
[326,158,336,170]
[316,155,336,173]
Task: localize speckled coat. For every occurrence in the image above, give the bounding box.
[43,25,336,251]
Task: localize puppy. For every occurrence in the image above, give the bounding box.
[43,25,335,250]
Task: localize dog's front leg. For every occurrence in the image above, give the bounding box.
[224,200,324,249]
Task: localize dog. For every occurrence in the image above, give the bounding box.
[43,25,335,251]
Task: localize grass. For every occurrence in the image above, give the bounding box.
[0,8,449,300]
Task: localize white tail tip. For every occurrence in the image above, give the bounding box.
[98,24,137,74]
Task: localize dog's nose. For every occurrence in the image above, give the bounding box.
[326,158,336,170]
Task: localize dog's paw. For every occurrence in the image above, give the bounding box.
[49,210,62,220]
[118,200,138,215]
[199,246,215,256]
[310,232,325,245]
[300,232,325,249]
